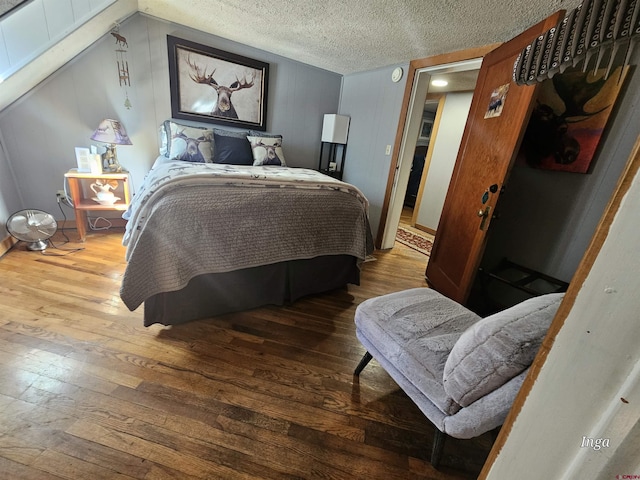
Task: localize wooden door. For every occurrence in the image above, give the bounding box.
[425,12,564,304]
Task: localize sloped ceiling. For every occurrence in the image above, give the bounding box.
[139,0,583,74]
[0,0,583,111]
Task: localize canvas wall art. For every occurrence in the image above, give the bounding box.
[520,65,628,173]
[167,36,269,131]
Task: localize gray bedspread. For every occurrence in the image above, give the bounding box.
[120,162,372,311]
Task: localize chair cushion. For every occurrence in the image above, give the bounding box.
[443,293,564,407]
[354,288,481,415]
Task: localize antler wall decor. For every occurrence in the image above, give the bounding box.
[514,0,639,85]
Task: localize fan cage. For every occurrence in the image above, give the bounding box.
[6,209,57,251]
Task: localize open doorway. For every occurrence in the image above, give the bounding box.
[408,71,480,234]
[401,98,437,223]
[379,58,482,250]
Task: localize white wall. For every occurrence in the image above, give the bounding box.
[0,0,116,83]
[415,91,473,231]
[0,0,137,113]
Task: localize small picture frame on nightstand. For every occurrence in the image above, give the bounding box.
[75,147,102,174]
[75,147,91,172]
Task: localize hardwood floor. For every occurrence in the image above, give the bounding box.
[0,229,492,479]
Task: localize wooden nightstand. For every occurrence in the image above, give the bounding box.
[64,170,131,241]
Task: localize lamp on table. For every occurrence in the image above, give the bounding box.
[90,119,132,172]
[318,114,350,180]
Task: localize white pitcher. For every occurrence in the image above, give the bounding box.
[90,182,116,202]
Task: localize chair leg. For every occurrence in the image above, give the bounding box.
[431,429,446,468]
[354,351,373,376]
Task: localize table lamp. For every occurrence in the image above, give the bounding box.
[90,119,132,172]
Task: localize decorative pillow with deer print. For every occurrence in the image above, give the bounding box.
[247,135,287,166]
[165,121,213,163]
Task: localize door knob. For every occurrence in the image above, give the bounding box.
[478,206,492,230]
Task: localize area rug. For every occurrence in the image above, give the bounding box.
[396,226,433,256]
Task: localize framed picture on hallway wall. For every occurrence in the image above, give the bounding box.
[419,118,433,142]
[167,35,269,131]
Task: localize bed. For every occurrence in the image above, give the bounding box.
[119,135,373,326]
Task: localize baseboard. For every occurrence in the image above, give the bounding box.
[0,233,18,257]
[58,218,128,230]
[87,217,128,229]
[1,218,126,257]
[414,223,437,236]
[58,220,76,229]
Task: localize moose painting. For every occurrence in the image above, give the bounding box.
[168,36,269,131]
[519,65,628,173]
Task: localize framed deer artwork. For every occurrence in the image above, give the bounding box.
[167,36,269,131]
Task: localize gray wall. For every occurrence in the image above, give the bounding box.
[0,133,22,217]
[0,12,342,231]
[339,65,408,236]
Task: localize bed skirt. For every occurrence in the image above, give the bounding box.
[143,254,360,326]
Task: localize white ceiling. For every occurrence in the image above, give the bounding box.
[138,0,583,75]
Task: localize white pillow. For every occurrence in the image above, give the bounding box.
[158,124,168,156]
[246,135,286,166]
[443,293,564,407]
[165,121,213,163]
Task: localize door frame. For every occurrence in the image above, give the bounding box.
[375,45,498,249]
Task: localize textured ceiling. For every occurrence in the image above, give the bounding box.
[138,0,583,75]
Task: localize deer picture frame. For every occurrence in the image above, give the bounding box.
[167,35,269,131]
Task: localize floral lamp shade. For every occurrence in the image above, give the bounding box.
[90,119,132,172]
[90,119,132,145]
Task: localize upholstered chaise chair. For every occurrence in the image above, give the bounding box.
[353,287,563,467]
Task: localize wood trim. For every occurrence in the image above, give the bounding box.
[58,220,77,230]
[409,44,501,73]
[0,234,18,257]
[479,134,640,478]
[375,44,500,248]
[414,223,437,236]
